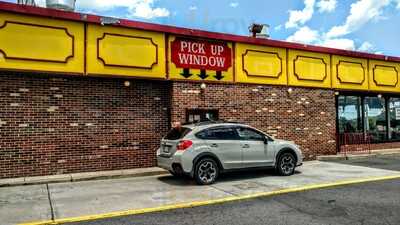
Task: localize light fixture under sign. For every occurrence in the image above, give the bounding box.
[124,81,131,87]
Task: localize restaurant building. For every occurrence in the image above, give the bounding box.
[1,2,400,179]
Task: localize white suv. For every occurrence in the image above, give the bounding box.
[157,121,303,185]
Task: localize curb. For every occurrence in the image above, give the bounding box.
[317,150,400,162]
[0,168,169,187]
[18,174,400,225]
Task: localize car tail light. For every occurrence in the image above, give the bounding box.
[177,140,193,151]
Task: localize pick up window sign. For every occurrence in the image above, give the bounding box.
[171,38,232,72]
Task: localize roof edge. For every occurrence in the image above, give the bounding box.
[0,1,399,62]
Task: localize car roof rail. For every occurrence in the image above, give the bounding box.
[182,120,243,126]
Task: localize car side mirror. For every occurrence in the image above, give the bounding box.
[264,136,269,144]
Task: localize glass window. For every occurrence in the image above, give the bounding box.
[186,109,219,123]
[389,98,400,140]
[236,127,265,141]
[338,96,363,133]
[364,97,387,142]
[196,127,238,140]
[165,127,192,140]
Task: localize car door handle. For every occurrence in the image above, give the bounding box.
[210,143,218,147]
[242,144,250,148]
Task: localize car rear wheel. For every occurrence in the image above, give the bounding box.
[277,152,296,176]
[194,158,219,185]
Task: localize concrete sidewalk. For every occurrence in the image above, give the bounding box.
[1,161,400,225]
[0,167,169,187]
[317,148,400,161]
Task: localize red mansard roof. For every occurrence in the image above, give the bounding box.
[0,1,399,63]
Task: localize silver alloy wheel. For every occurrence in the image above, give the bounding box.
[280,154,295,175]
[198,161,217,183]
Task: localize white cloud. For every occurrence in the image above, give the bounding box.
[320,38,356,50]
[274,25,282,31]
[395,0,400,8]
[326,0,391,38]
[189,6,197,11]
[229,2,239,8]
[358,41,374,52]
[34,0,45,6]
[75,0,170,19]
[316,0,337,13]
[286,27,375,51]
[285,0,316,28]
[286,26,320,44]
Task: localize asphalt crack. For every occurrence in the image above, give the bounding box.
[46,183,55,222]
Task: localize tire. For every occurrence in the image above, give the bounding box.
[194,158,219,185]
[276,152,296,176]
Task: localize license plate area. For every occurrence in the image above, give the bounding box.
[162,145,171,153]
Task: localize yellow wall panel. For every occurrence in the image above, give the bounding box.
[0,12,84,73]
[288,50,331,88]
[168,35,234,82]
[332,55,368,90]
[87,24,165,78]
[236,43,287,85]
[369,60,400,92]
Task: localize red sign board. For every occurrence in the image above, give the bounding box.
[171,38,232,71]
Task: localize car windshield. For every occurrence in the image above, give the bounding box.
[164,127,192,140]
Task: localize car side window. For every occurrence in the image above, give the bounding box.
[236,127,265,141]
[196,127,238,140]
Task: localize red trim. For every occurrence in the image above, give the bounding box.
[1,1,400,62]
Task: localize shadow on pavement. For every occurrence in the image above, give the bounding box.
[157,168,302,186]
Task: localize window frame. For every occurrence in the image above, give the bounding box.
[195,126,240,140]
[186,109,219,123]
[336,91,400,144]
[235,126,266,142]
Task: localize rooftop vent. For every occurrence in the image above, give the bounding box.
[46,0,76,11]
[17,0,36,6]
[249,23,270,39]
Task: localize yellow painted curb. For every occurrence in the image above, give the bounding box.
[19,174,400,225]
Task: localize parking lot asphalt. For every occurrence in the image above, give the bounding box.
[63,155,400,225]
[4,156,400,225]
[66,177,400,225]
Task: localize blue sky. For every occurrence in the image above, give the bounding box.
[4,0,400,56]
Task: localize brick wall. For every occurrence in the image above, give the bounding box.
[0,73,171,179]
[171,82,338,160]
[3,73,398,179]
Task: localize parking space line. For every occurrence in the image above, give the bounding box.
[19,174,400,225]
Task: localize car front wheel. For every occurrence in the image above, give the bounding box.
[277,152,296,176]
[194,158,219,185]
